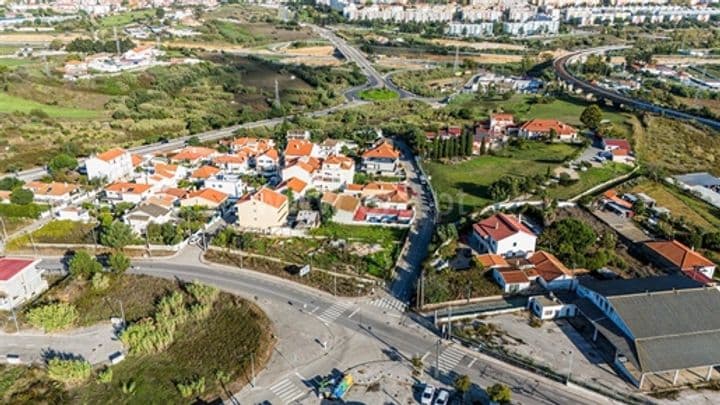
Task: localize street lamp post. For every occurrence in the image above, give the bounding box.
[566,349,574,384]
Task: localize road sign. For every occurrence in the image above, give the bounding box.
[299,265,310,277]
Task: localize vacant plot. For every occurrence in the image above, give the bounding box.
[99,9,154,27]
[547,163,634,200]
[426,142,581,220]
[628,180,720,232]
[429,39,526,51]
[6,220,96,251]
[633,116,720,175]
[0,93,100,119]
[4,275,274,404]
[392,67,468,97]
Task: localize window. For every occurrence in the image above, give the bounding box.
[513,242,517,247]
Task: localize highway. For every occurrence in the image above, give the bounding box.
[553,47,720,130]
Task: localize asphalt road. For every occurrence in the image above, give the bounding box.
[554,47,720,130]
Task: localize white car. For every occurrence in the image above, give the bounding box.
[421,385,435,405]
[434,389,450,405]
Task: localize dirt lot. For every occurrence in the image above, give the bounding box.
[0,33,80,44]
[282,45,335,56]
[430,39,526,51]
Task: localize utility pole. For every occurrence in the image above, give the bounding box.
[113,26,121,57]
[10,305,20,333]
[0,216,8,242]
[28,231,37,256]
[250,352,256,387]
[434,339,440,379]
[333,274,337,297]
[567,349,574,384]
[274,79,280,106]
[448,306,452,339]
[453,45,459,73]
[118,299,126,328]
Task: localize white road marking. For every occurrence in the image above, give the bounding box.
[468,358,476,368]
[317,301,353,324]
[438,346,466,372]
[269,378,304,404]
[421,351,431,362]
[348,307,360,319]
[370,297,407,312]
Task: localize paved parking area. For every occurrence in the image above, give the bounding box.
[484,313,636,394]
[593,209,650,243]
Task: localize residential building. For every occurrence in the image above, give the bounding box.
[367,188,412,211]
[294,210,321,229]
[313,155,355,191]
[529,250,575,290]
[180,188,228,209]
[492,268,532,293]
[170,146,217,164]
[519,119,577,141]
[230,137,274,156]
[472,213,537,257]
[276,177,310,197]
[124,203,173,234]
[362,141,400,176]
[317,139,354,158]
[285,139,321,160]
[286,129,311,141]
[446,22,494,37]
[476,253,510,270]
[105,182,152,204]
[503,16,559,36]
[137,163,186,190]
[645,240,716,280]
[353,207,414,224]
[528,295,577,320]
[282,158,320,185]
[25,181,80,205]
[189,165,221,181]
[236,187,289,228]
[205,174,246,198]
[256,148,280,174]
[322,192,361,223]
[601,138,634,164]
[86,147,134,182]
[55,206,91,222]
[0,258,47,311]
[213,154,250,174]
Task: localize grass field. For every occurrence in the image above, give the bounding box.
[359,88,400,101]
[633,116,720,175]
[628,180,720,232]
[6,220,96,251]
[426,142,581,221]
[99,9,154,27]
[0,58,32,68]
[0,93,100,119]
[547,163,634,200]
[2,275,273,403]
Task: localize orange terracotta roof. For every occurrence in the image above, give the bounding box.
[131,154,143,167]
[362,182,398,192]
[497,269,529,284]
[191,165,221,179]
[186,188,228,204]
[213,154,247,165]
[473,213,534,241]
[105,182,151,194]
[281,177,308,194]
[261,148,279,161]
[0,190,11,201]
[153,163,178,179]
[362,141,400,159]
[171,146,216,162]
[333,194,361,213]
[161,187,189,199]
[26,181,78,196]
[96,147,127,162]
[285,140,315,157]
[520,119,576,136]
[242,187,287,209]
[529,251,572,282]
[646,240,715,271]
[147,194,176,207]
[346,184,363,191]
[476,254,509,269]
[491,113,514,121]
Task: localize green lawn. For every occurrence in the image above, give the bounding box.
[359,88,400,101]
[0,93,100,119]
[0,58,32,68]
[99,9,154,27]
[547,163,634,200]
[426,142,581,221]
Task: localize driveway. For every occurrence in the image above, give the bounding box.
[0,323,123,365]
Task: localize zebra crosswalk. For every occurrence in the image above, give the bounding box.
[269,378,304,404]
[438,346,466,373]
[317,301,353,324]
[370,296,407,312]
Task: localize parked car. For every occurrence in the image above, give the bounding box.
[434,389,450,405]
[421,385,435,405]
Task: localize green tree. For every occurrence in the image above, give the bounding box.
[155,7,165,18]
[48,153,78,174]
[465,131,474,155]
[487,383,512,403]
[454,375,472,400]
[580,104,603,130]
[10,188,33,205]
[186,135,201,146]
[109,252,131,273]
[101,221,135,250]
[47,358,91,384]
[0,177,23,191]
[539,218,597,268]
[69,250,103,278]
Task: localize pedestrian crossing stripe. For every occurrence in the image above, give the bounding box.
[438,347,465,372]
[269,378,304,404]
[370,297,407,312]
[317,301,353,324]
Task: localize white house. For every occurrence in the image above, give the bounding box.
[362,141,400,176]
[205,173,246,198]
[518,119,577,141]
[55,207,91,222]
[25,181,80,205]
[528,295,577,320]
[104,182,152,204]
[282,158,319,185]
[213,154,250,174]
[255,148,280,174]
[646,240,717,280]
[492,268,531,294]
[86,148,134,182]
[236,187,288,229]
[285,139,322,160]
[124,203,173,234]
[313,155,355,191]
[0,258,48,311]
[286,129,311,141]
[529,251,575,291]
[180,188,228,209]
[472,213,537,258]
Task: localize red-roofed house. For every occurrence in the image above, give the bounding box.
[519,119,577,141]
[276,177,310,197]
[645,240,716,280]
[213,154,250,173]
[256,148,280,173]
[180,188,228,209]
[170,147,217,164]
[282,159,318,185]
[472,213,537,258]
[285,140,320,159]
[492,269,531,293]
[426,126,463,141]
[362,141,400,176]
[601,138,635,164]
[313,155,355,191]
[236,187,288,228]
[354,207,414,224]
[105,182,152,204]
[86,147,134,182]
[0,258,46,310]
[529,251,575,290]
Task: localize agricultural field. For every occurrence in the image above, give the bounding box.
[0,275,273,404]
[426,142,581,221]
[632,115,720,175]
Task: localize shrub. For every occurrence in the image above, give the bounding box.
[69,250,103,279]
[176,376,206,398]
[27,303,78,332]
[10,188,33,205]
[97,367,113,384]
[121,379,137,395]
[109,252,130,273]
[0,203,48,218]
[487,383,512,403]
[185,282,219,304]
[100,221,135,250]
[48,153,78,174]
[47,358,91,385]
[91,272,110,291]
